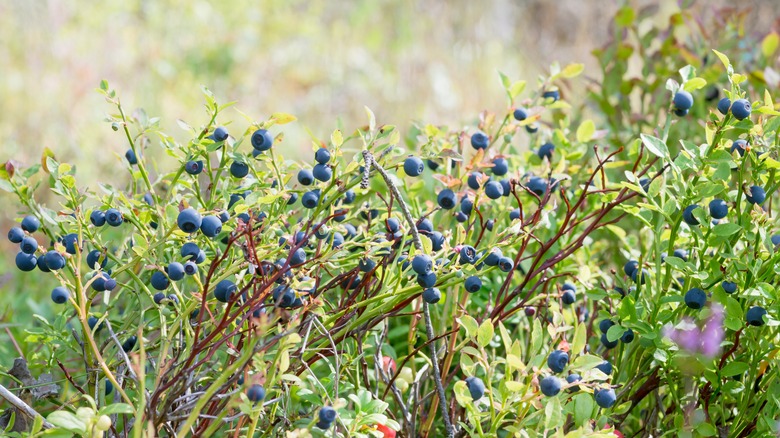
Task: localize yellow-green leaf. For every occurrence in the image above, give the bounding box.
[331,129,343,147]
[270,112,297,124]
[762,32,780,58]
[458,315,479,339]
[561,63,585,79]
[509,80,526,98]
[683,77,707,92]
[477,320,494,347]
[571,323,586,355]
[576,120,595,143]
[712,49,730,70]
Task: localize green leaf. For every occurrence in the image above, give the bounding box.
[99,79,109,91]
[331,129,343,147]
[100,403,135,415]
[571,354,606,371]
[544,395,563,430]
[697,422,718,437]
[683,78,707,92]
[509,80,526,99]
[712,49,731,70]
[458,315,479,339]
[571,323,586,356]
[576,120,595,143]
[560,63,584,79]
[640,134,669,159]
[762,32,780,58]
[573,393,595,427]
[720,361,749,377]
[47,411,86,433]
[606,324,624,342]
[713,223,741,236]
[477,320,494,347]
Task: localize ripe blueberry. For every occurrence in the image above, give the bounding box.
[527,177,547,197]
[601,333,618,349]
[513,107,528,121]
[539,376,562,396]
[185,160,204,175]
[415,272,437,289]
[122,336,137,353]
[213,126,229,142]
[90,210,106,227]
[599,319,614,334]
[623,260,638,277]
[746,185,766,205]
[566,374,582,392]
[471,132,489,150]
[422,287,441,304]
[459,245,477,264]
[314,148,331,164]
[484,181,504,199]
[561,289,576,305]
[125,149,138,165]
[492,158,508,176]
[153,292,166,304]
[464,276,482,293]
[437,189,456,209]
[731,139,748,157]
[106,208,123,227]
[498,256,514,272]
[215,279,237,303]
[21,215,39,233]
[20,236,38,254]
[746,306,767,326]
[312,164,332,182]
[547,350,569,373]
[467,172,484,190]
[543,89,560,101]
[631,268,648,285]
[151,271,170,290]
[484,249,502,266]
[537,142,555,161]
[465,376,486,400]
[51,286,70,304]
[721,281,737,294]
[717,97,731,115]
[403,156,424,176]
[596,360,613,375]
[44,251,66,270]
[200,215,222,238]
[177,208,202,233]
[673,90,693,111]
[290,248,307,266]
[594,388,617,409]
[181,242,200,260]
[731,99,751,120]
[7,227,24,243]
[319,406,337,425]
[251,129,274,151]
[167,262,185,281]
[184,261,198,275]
[709,199,728,219]
[684,288,707,309]
[412,254,433,275]
[302,190,320,209]
[230,161,249,178]
[621,329,634,343]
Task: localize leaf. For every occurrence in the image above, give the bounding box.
[683,78,707,92]
[576,120,595,143]
[99,79,109,91]
[458,315,479,339]
[47,411,86,433]
[41,148,56,173]
[573,393,595,427]
[477,320,494,347]
[571,323,586,356]
[100,403,134,415]
[720,361,749,377]
[498,70,511,90]
[713,223,741,236]
[712,49,731,70]
[271,112,297,125]
[640,133,669,159]
[560,63,585,78]
[509,80,526,98]
[544,396,563,430]
[571,354,606,371]
[365,106,376,132]
[762,32,780,58]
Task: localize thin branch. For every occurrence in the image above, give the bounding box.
[0,383,55,429]
[362,150,455,438]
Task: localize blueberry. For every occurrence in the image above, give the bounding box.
[358,258,376,273]
[673,249,688,261]
[185,160,204,175]
[566,374,582,392]
[422,287,441,304]
[497,179,510,197]
[465,376,486,400]
[289,248,307,267]
[639,178,651,193]
[623,260,638,277]
[459,197,473,217]
[125,149,138,165]
[490,158,509,176]
[316,421,332,430]
[459,245,477,264]
[184,261,198,276]
[105,208,123,227]
[746,306,767,326]
[213,126,229,142]
[527,177,548,197]
[302,190,320,209]
[467,172,483,190]
[215,279,237,303]
[673,90,693,111]
[330,232,344,248]
[547,350,569,373]
[51,286,70,304]
[151,271,170,291]
[709,199,728,219]
[181,242,200,260]
[104,380,113,396]
[314,148,331,164]
[319,406,337,426]
[7,227,24,243]
[721,281,737,294]
[539,376,562,396]
[621,329,634,343]
[599,319,614,334]
[44,251,66,270]
[20,236,38,254]
[717,97,731,115]
[287,193,298,205]
[177,208,202,234]
[91,273,108,291]
[412,254,433,275]
[341,275,360,289]
[200,215,222,238]
[731,139,748,157]
[562,282,576,292]
[731,99,751,120]
[684,288,707,309]
[426,159,440,171]
[498,256,514,272]
[87,316,103,333]
[537,142,555,161]
[525,307,536,317]
[464,276,482,293]
[417,219,433,234]
[526,124,538,133]
[600,333,618,349]
[244,384,266,403]
[682,205,700,226]
[471,132,489,150]
[87,210,106,228]
[513,108,528,121]
[596,360,613,375]
[561,290,576,305]
[144,193,155,206]
[746,185,766,205]
[404,156,424,176]
[631,268,648,285]
[674,108,689,117]
[343,190,356,204]
[37,256,51,272]
[594,388,617,409]
[543,89,560,102]
[251,129,274,151]
[153,292,166,304]
[122,335,137,353]
[230,161,249,178]
[485,219,495,231]
[312,164,332,182]
[437,189,456,209]
[484,249,502,266]
[485,181,504,199]
[167,262,185,281]
[508,208,521,221]
[385,218,400,233]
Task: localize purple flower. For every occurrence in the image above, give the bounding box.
[664,304,724,358]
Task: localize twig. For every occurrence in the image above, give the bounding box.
[361,150,455,438]
[0,383,55,429]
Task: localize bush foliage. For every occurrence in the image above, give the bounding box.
[1,4,780,438]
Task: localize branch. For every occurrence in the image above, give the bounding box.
[0,383,55,429]
[362,150,455,438]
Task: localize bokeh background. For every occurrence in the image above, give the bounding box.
[0,0,776,268]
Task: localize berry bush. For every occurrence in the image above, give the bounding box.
[1,5,780,438]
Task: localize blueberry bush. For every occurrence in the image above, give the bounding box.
[1,5,780,438]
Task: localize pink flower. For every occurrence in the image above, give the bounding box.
[663,304,724,358]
